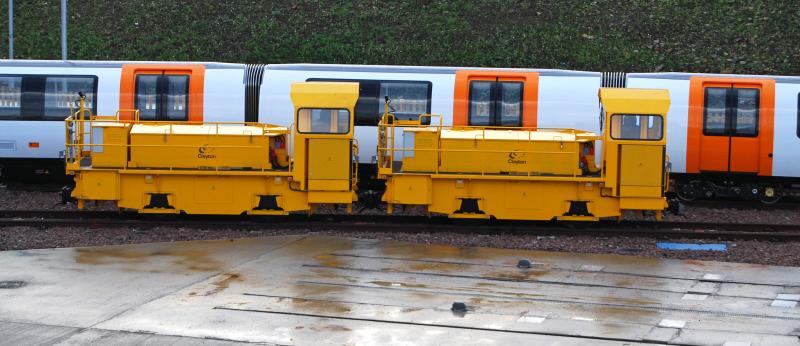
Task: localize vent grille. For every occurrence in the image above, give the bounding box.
[602,72,626,88]
[244,64,266,123]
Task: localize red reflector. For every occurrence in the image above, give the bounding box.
[28,142,40,148]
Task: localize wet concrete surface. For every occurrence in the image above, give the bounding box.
[0,235,798,345]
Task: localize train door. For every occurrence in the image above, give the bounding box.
[452,70,538,127]
[686,77,775,175]
[119,64,205,121]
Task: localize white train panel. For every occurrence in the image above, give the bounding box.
[202,68,246,123]
[626,77,691,173]
[0,66,122,160]
[772,82,800,177]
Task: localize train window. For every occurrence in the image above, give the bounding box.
[703,87,759,137]
[43,77,96,120]
[378,82,429,120]
[297,108,350,134]
[0,76,22,119]
[468,81,492,126]
[468,81,523,126]
[164,75,189,121]
[135,75,159,120]
[703,87,727,135]
[498,82,523,126]
[733,88,758,136]
[135,74,190,121]
[610,114,663,140]
[306,78,432,125]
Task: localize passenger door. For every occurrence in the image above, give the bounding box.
[119,65,204,122]
[687,77,775,175]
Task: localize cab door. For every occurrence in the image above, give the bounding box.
[119,64,205,122]
[453,71,538,127]
[687,77,775,175]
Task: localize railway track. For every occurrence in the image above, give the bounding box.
[1,209,799,241]
[681,199,800,210]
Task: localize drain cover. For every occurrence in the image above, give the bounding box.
[0,281,26,289]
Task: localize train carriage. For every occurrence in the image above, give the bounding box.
[0,60,246,181]
[0,59,798,203]
[627,73,800,202]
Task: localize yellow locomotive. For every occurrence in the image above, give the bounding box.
[66,82,359,215]
[66,83,670,221]
[379,88,670,221]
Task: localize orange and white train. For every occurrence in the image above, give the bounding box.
[0,60,797,202]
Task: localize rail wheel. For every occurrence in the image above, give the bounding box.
[676,183,698,201]
[759,186,782,205]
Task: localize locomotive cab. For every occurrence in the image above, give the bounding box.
[599,88,670,213]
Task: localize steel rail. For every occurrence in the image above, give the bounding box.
[0,209,798,241]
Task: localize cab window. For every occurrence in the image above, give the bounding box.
[297,108,350,134]
[610,114,663,140]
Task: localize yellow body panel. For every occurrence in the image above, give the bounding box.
[128,124,282,170]
[112,172,308,215]
[400,127,591,176]
[73,170,119,200]
[90,123,130,168]
[308,139,350,180]
[400,129,438,172]
[439,137,582,175]
[619,145,663,188]
[383,175,621,221]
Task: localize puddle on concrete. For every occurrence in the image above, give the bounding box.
[288,282,352,314]
[369,280,427,288]
[203,273,243,296]
[290,297,352,314]
[380,242,509,262]
[74,245,224,272]
[597,295,659,307]
[407,261,463,273]
[313,253,354,268]
[0,280,26,289]
[487,269,550,281]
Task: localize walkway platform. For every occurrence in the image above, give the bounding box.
[0,235,798,345]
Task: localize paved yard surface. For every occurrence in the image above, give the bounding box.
[1,235,798,345]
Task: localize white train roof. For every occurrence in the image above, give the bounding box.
[628,72,800,84]
[0,59,244,69]
[265,63,601,77]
